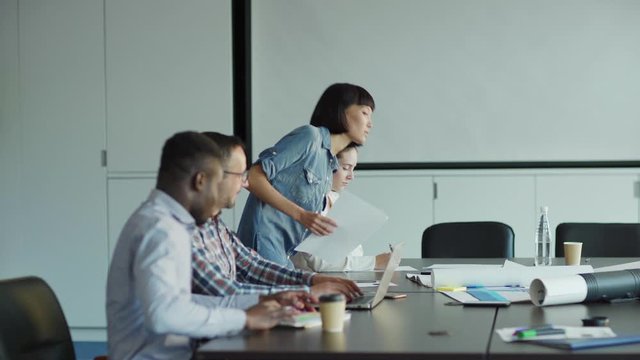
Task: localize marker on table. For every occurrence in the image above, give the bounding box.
[515,327,565,339]
[435,286,467,292]
[512,324,553,334]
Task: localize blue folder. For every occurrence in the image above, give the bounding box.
[534,335,640,350]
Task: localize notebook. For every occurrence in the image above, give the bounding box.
[346,242,404,310]
[278,311,352,328]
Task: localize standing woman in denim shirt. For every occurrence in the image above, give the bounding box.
[237,83,375,268]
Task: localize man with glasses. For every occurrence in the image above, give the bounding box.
[191,132,362,300]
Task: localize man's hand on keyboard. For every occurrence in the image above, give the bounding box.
[311,275,363,301]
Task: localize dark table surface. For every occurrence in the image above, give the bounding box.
[196,291,494,360]
[197,257,640,360]
[490,300,640,359]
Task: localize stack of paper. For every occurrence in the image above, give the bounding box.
[430,260,593,288]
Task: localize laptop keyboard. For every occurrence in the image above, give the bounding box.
[349,294,375,305]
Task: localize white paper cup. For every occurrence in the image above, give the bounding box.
[319,294,346,332]
[564,242,583,266]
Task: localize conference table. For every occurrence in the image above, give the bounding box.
[196,258,640,359]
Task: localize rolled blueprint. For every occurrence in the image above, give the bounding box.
[430,264,593,288]
[530,269,640,306]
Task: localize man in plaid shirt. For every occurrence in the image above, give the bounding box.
[192,132,361,300]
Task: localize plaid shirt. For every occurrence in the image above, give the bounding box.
[192,215,313,295]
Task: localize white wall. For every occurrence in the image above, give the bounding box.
[251,0,640,163]
[105,0,233,173]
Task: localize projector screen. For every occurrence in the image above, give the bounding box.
[251,0,640,165]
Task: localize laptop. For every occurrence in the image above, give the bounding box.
[346,242,404,310]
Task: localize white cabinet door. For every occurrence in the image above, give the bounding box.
[0,0,108,327]
[105,0,233,172]
[347,171,433,259]
[0,0,21,276]
[108,178,156,259]
[536,174,640,254]
[434,175,535,257]
[108,179,248,259]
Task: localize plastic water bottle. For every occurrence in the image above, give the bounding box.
[534,206,552,266]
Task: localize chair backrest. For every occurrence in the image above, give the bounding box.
[422,221,515,258]
[0,276,75,360]
[555,222,640,257]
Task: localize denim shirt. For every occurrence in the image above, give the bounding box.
[237,125,338,268]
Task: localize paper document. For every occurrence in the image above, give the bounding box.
[356,281,397,288]
[431,263,593,288]
[395,265,418,272]
[496,326,616,343]
[441,287,531,304]
[594,261,640,273]
[374,265,416,273]
[423,263,505,271]
[294,191,388,264]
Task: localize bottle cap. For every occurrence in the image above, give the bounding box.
[582,316,609,327]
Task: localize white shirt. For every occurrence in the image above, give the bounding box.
[106,189,258,360]
[291,244,375,272]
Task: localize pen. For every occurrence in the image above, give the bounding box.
[515,328,565,339]
[511,324,553,335]
[388,243,394,252]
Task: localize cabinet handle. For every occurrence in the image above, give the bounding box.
[433,182,438,200]
[101,150,107,167]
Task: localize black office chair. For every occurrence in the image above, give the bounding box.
[0,276,75,360]
[555,222,640,257]
[422,221,515,258]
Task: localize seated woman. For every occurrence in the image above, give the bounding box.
[291,146,390,272]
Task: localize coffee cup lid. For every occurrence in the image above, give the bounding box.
[319,293,345,302]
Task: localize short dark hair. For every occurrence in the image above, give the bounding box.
[337,143,359,160]
[310,83,375,134]
[201,131,246,166]
[158,131,223,180]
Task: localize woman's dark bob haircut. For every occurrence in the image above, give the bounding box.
[309,83,375,134]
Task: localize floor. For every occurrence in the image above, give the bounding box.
[73,341,107,360]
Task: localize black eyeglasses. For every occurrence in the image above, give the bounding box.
[224,170,248,182]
